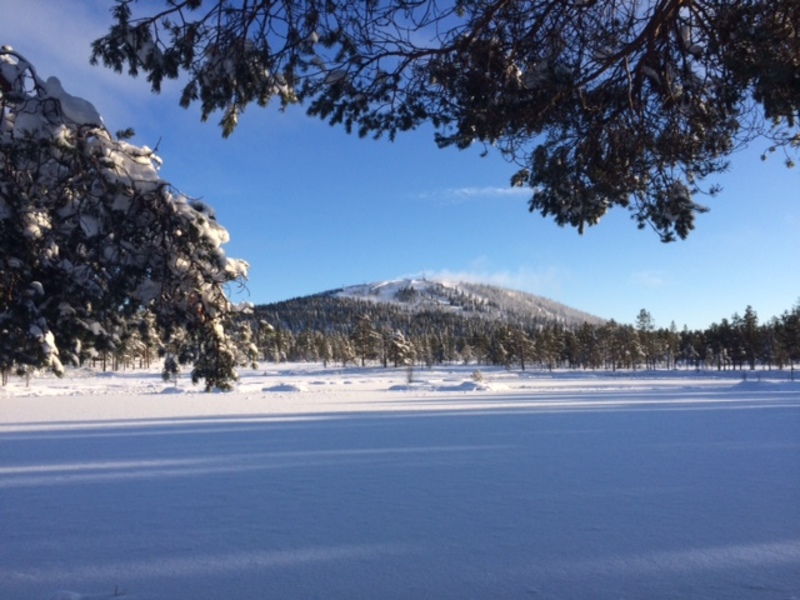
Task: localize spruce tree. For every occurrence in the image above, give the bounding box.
[0,48,248,389]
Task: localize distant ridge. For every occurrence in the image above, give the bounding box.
[254,278,604,335]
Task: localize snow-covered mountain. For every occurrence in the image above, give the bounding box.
[330,278,603,325]
[256,278,603,333]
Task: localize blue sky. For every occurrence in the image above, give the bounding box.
[5,0,799,330]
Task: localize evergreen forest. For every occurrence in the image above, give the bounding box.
[4,280,799,386]
[249,292,800,375]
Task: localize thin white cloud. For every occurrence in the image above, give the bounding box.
[407,263,565,297]
[421,186,531,203]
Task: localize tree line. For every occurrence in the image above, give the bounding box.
[5,292,797,387]
[247,301,800,376]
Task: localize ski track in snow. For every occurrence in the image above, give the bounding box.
[1,364,798,600]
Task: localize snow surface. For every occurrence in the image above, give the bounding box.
[1,364,799,600]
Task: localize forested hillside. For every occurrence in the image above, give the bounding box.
[255,279,602,333]
[248,280,800,374]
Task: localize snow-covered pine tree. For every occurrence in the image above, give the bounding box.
[0,47,248,390]
[351,315,380,367]
[387,330,415,368]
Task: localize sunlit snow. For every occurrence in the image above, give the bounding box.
[1,364,798,600]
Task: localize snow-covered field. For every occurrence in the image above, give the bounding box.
[2,364,799,600]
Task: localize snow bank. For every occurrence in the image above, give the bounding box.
[262,383,308,393]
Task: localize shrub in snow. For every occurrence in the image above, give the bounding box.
[0,47,248,390]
